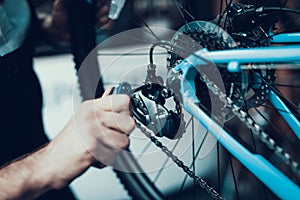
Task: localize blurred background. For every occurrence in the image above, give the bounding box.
[32,0,299,199]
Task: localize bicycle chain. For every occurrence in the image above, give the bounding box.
[133,67,298,199]
[199,72,300,178]
[135,122,224,200]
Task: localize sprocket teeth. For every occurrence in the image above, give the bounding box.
[167,21,245,120]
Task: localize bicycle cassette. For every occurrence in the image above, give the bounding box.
[167,20,248,120]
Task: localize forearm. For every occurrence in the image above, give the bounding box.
[0,145,53,200]
[0,125,92,200]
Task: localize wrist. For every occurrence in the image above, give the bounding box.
[26,146,53,195]
[41,126,94,189]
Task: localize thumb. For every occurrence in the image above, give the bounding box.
[101,86,113,97]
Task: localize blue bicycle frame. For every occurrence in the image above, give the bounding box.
[173,33,300,199]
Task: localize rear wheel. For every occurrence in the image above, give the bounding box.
[85,1,300,199]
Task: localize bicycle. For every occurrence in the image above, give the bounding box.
[78,0,300,199]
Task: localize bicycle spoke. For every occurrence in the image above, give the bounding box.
[97,52,168,56]
[192,117,196,200]
[179,131,209,193]
[242,91,284,129]
[232,93,300,116]
[253,71,300,113]
[153,138,181,183]
[246,81,300,88]
[229,156,240,200]
[269,83,300,88]
[184,116,193,129]
[217,142,221,196]
[173,0,191,31]
[252,106,289,140]
[137,141,152,160]
[246,106,272,200]
[122,3,161,42]
[173,0,195,21]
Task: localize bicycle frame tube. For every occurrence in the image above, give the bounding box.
[173,55,300,199]
[194,45,300,73]
[268,91,300,139]
[271,33,300,43]
[192,45,300,140]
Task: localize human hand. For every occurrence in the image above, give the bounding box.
[73,89,135,167]
[45,90,135,189]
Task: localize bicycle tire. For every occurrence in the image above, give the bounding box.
[113,151,164,200]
